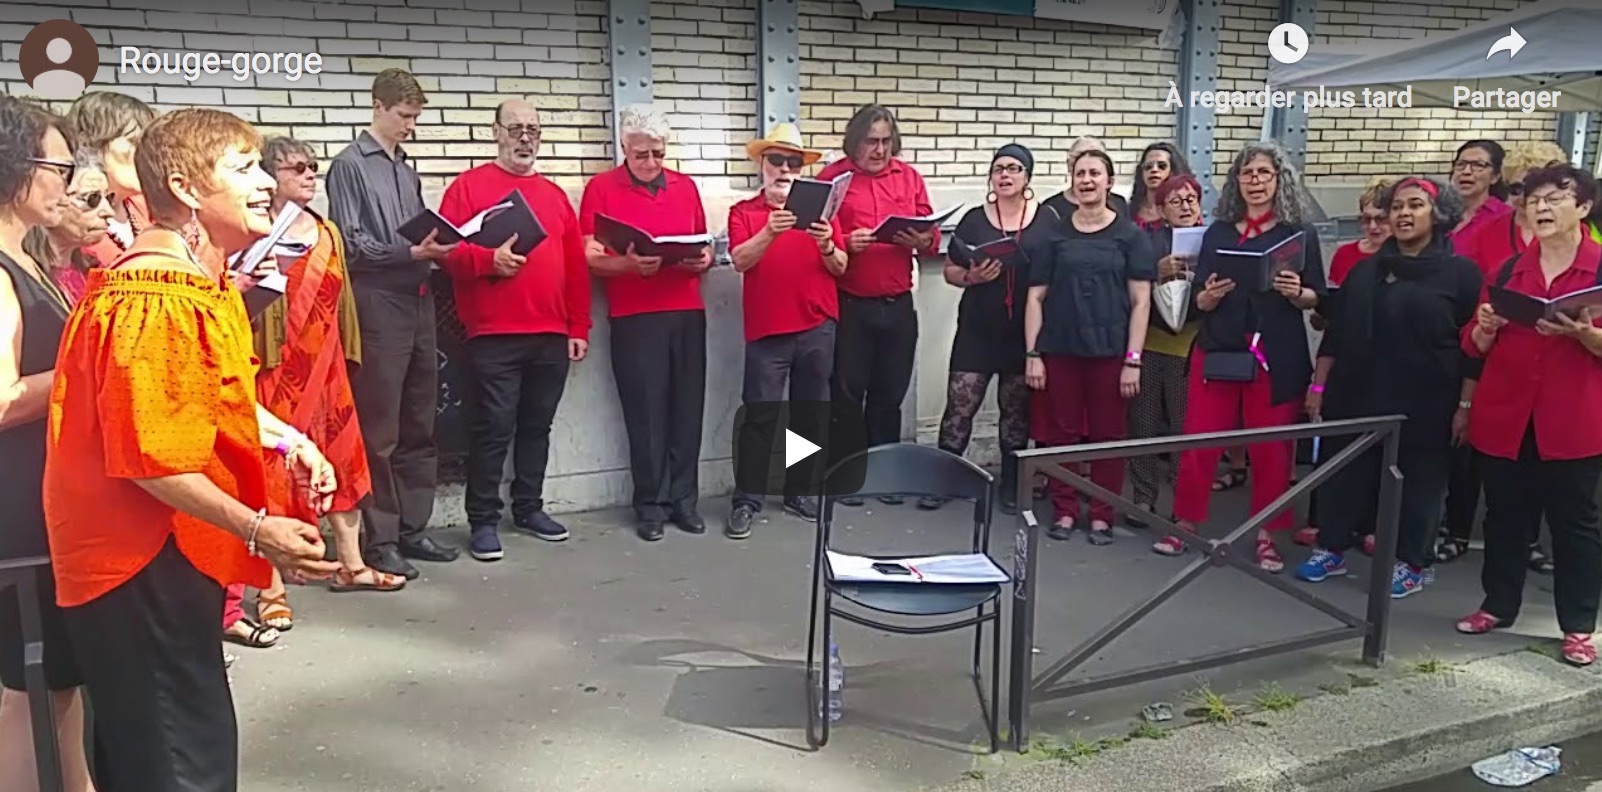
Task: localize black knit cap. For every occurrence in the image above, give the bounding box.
[993,143,1034,176]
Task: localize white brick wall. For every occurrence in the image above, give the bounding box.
[0,0,1574,210]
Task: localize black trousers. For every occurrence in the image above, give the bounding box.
[65,538,237,792]
[351,287,439,548]
[1443,444,1481,542]
[733,321,836,510]
[833,292,918,447]
[611,310,706,522]
[464,333,571,527]
[1316,434,1452,569]
[1478,429,1602,633]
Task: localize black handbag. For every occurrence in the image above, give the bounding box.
[1202,351,1258,383]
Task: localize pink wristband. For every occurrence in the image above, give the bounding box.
[1309,384,1325,394]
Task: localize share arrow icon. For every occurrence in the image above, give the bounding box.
[1486,27,1526,60]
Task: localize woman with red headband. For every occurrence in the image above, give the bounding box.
[1156,142,1323,571]
[1296,177,1481,598]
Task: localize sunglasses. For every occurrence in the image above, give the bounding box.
[765,153,805,170]
[278,161,319,175]
[1143,160,1172,172]
[30,158,75,185]
[75,190,116,210]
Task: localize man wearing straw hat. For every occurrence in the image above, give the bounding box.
[725,123,849,539]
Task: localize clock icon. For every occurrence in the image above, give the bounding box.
[1268,23,1310,65]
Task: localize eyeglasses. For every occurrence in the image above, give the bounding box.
[1452,159,1493,173]
[278,161,318,175]
[1508,183,1526,197]
[1165,194,1199,209]
[765,153,804,170]
[991,163,1025,176]
[1527,191,1576,209]
[74,190,115,210]
[1143,160,1171,172]
[500,124,541,141]
[864,136,893,150]
[1360,213,1388,225]
[630,149,666,161]
[1237,167,1277,184]
[30,158,74,185]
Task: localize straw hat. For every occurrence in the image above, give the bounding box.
[746,122,822,165]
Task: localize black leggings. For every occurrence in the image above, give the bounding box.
[938,371,1029,457]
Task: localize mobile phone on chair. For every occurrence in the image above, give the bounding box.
[871,562,913,576]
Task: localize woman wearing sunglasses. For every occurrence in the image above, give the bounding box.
[1128,142,1192,232]
[22,148,116,305]
[0,95,97,792]
[66,91,154,267]
[222,136,402,649]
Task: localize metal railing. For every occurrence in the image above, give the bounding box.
[1005,416,1404,751]
[1,556,63,792]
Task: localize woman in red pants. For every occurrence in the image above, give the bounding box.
[1025,148,1156,544]
[1153,141,1324,571]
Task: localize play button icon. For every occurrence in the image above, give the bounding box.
[732,400,867,498]
[785,429,821,468]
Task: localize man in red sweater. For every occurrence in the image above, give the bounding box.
[438,99,592,561]
[815,105,939,506]
[725,123,848,538]
[580,104,714,543]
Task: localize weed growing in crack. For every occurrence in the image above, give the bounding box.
[1129,721,1169,740]
[1184,683,1239,725]
[1253,683,1301,712]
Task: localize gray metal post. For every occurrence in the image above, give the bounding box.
[1269,0,1318,171]
[1176,0,1223,216]
[1559,112,1592,171]
[608,0,653,163]
[757,0,801,133]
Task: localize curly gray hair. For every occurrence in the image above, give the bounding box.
[1215,141,1309,226]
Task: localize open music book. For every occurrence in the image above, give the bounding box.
[784,171,853,228]
[398,190,547,256]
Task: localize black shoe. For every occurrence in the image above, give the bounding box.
[1047,523,1075,542]
[671,509,707,535]
[782,496,819,521]
[399,534,460,563]
[837,496,864,507]
[364,544,420,580]
[999,455,1020,515]
[637,520,665,542]
[878,495,904,506]
[917,495,946,511]
[726,504,755,540]
[1125,506,1154,530]
[514,511,570,542]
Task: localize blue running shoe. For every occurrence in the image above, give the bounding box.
[1295,549,1347,582]
[469,526,504,562]
[1391,562,1424,599]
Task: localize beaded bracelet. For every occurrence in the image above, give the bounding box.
[245,508,267,558]
[274,429,308,456]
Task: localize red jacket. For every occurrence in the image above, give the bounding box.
[438,164,592,341]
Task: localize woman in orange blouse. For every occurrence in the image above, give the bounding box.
[43,108,341,790]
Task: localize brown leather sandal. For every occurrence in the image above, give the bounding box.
[257,593,294,631]
[329,566,406,593]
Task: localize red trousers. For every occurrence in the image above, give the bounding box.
[224,584,245,629]
[1173,347,1300,531]
[1033,355,1127,524]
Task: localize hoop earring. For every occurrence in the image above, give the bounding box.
[1024,187,1035,201]
[986,190,997,204]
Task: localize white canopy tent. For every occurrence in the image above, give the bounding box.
[1266,0,1602,112]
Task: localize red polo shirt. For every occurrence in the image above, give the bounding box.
[727,194,843,342]
[814,157,939,298]
[437,163,593,341]
[1463,236,1602,461]
[578,166,708,318]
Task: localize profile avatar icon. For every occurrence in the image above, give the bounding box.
[19,20,99,101]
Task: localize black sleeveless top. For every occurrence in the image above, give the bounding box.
[0,251,69,560]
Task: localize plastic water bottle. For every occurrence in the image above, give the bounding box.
[826,640,845,722]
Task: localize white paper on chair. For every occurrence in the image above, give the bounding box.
[826,551,1008,584]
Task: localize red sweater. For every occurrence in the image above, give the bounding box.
[438,164,592,341]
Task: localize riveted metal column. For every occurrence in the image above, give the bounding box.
[758,0,801,132]
[1177,0,1222,216]
[1270,0,1318,171]
[609,0,653,163]
[1559,112,1591,170]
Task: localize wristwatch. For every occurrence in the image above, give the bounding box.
[1025,350,1042,359]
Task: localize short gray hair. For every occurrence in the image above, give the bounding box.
[73,146,104,177]
[259,135,317,175]
[618,103,670,143]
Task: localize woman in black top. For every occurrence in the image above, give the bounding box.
[1025,149,1156,545]
[1042,136,1131,221]
[1297,177,1481,598]
[1160,142,1324,572]
[928,144,1055,514]
[1128,143,1193,232]
[0,97,94,792]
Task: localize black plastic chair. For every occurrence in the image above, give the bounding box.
[804,443,1008,753]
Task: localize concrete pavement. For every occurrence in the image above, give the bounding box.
[228,484,1575,792]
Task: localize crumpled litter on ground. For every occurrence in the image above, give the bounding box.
[1471,746,1562,786]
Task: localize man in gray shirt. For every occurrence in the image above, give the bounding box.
[326,68,461,579]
